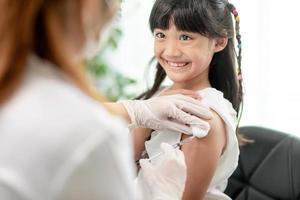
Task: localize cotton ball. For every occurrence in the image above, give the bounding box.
[191,124,210,138]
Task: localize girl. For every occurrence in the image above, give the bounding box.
[134,0,243,199]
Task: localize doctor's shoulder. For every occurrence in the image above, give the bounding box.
[41,75,128,140]
[0,59,128,146]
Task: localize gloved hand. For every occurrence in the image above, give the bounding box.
[139,143,187,200]
[120,94,212,136]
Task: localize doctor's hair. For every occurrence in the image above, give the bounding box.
[0,0,113,106]
[136,0,246,142]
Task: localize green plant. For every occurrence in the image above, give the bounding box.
[88,26,137,101]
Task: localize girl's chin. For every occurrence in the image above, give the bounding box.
[167,74,191,83]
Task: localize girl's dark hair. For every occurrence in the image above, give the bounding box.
[138,0,243,118]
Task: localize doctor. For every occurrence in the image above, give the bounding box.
[0,0,212,199]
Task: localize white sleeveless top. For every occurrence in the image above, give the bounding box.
[138,88,239,200]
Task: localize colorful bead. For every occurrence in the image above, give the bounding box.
[237,74,243,81]
[232,9,238,16]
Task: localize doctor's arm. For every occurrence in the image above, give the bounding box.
[105,89,202,123]
[105,94,212,136]
[57,139,135,200]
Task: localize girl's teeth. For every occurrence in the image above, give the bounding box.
[168,61,188,67]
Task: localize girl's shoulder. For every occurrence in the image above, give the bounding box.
[199,89,240,190]
[198,88,233,109]
[197,88,237,129]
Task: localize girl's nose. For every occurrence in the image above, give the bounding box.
[163,41,182,58]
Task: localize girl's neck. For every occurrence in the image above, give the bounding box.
[170,74,211,92]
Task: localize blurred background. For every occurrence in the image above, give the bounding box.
[89,0,300,137]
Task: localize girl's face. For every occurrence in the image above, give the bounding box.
[154,24,225,90]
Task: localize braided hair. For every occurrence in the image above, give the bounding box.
[226,2,244,126]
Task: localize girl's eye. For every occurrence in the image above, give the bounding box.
[179,35,192,41]
[155,32,166,39]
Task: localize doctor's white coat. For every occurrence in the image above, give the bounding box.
[0,55,135,200]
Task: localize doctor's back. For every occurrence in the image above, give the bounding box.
[0,56,135,200]
[0,0,135,199]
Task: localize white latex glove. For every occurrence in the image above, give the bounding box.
[121,94,212,136]
[139,143,187,200]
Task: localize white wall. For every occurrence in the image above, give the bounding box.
[233,0,300,136]
[109,0,300,137]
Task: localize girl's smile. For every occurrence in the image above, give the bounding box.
[164,59,192,71]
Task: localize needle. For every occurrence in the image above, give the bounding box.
[136,136,195,166]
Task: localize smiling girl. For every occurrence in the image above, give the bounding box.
[133,0,243,199]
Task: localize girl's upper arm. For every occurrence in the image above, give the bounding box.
[181,110,227,200]
[132,128,152,161]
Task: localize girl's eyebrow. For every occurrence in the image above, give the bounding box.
[179,31,199,36]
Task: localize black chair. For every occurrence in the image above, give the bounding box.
[225,126,300,200]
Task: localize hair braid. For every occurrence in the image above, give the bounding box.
[226,4,243,108]
[226,2,253,144]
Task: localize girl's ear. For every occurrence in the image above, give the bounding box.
[213,37,228,53]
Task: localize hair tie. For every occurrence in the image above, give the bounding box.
[237,74,243,81]
[232,9,238,16]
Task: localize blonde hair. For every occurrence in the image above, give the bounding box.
[0,0,112,109]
